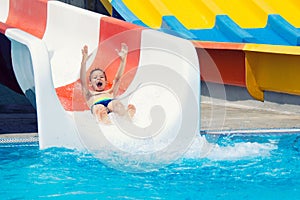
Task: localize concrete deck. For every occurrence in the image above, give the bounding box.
[201,101,300,132]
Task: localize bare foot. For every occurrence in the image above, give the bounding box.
[94,106,111,125]
[127,104,136,119]
[99,108,112,124]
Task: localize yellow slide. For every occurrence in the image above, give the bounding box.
[112,0,300,45]
[210,0,270,28]
[122,0,223,29]
[121,0,170,28]
[118,0,300,29]
[259,0,300,28]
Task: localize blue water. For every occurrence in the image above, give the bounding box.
[1,133,300,199]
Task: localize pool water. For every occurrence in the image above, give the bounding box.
[0,133,299,199]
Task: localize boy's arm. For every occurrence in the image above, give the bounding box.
[80,45,92,100]
[110,43,128,95]
[114,43,128,82]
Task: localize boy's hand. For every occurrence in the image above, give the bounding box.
[116,43,128,60]
[81,45,89,62]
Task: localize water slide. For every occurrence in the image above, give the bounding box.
[110,0,300,45]
[2,0,300,165]
[109,0,300,101]
[0,0,201,159]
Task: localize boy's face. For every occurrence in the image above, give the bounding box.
[89,70,106,91]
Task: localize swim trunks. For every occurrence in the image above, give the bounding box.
[94,98,113,107]
[91,97,113,114]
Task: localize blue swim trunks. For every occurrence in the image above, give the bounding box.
[91,98,113,114]
[94,98,112,107]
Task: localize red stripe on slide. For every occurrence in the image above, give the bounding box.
[0,22,12,34]
[56,17,144,111]
[87,17,143,93]
[193,41,246,86]
[55,81,113,112]
[55,81,89,111]
[6,0,48,38]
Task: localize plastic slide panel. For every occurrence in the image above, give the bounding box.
[193,42,246,87]
[162,15,258,43]
[0,0,9,23]
[5,0,48,39]
[193,40,300,101]
[190,15,258,43]
[5,28,84,149]
[244,44,300,101]
[39,1,103,148]
[267,15,300,46]
[245,15,300,46]
[2,0,83,147]
[121,0,173,28]
[158,0,218,29]
[160,16,196,40]
[2,0,200,150]
[2,1,108,149]
[211,0,269,28]
[76,29,200,153]
[110,0,148,27]
[111,0,300,46]
[118,0,220,29]
[111,0,258,43]
[258,0,300,28]
[209,0,300,45]
[42,1,101,89]
[46,4,199,149]
[54,17,143,111]
[0,0,48,94]
[0,0,11,34]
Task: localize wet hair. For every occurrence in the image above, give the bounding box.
[89,68,107,81]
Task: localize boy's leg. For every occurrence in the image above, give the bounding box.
[108,101,136,120]
[93,104,111,124]
[127,104,136,118]
[108,100,127,116]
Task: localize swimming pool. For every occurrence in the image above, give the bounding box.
[0,133,299,199]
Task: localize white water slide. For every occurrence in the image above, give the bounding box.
[1,1,202,170]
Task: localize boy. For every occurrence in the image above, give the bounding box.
[81,43,136,124]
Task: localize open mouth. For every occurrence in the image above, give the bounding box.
[97,82,103,87]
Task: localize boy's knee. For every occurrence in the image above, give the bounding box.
[93,104,105,114]
[109,100,126,115]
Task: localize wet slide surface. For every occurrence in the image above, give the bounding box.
[0,0,200,154]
